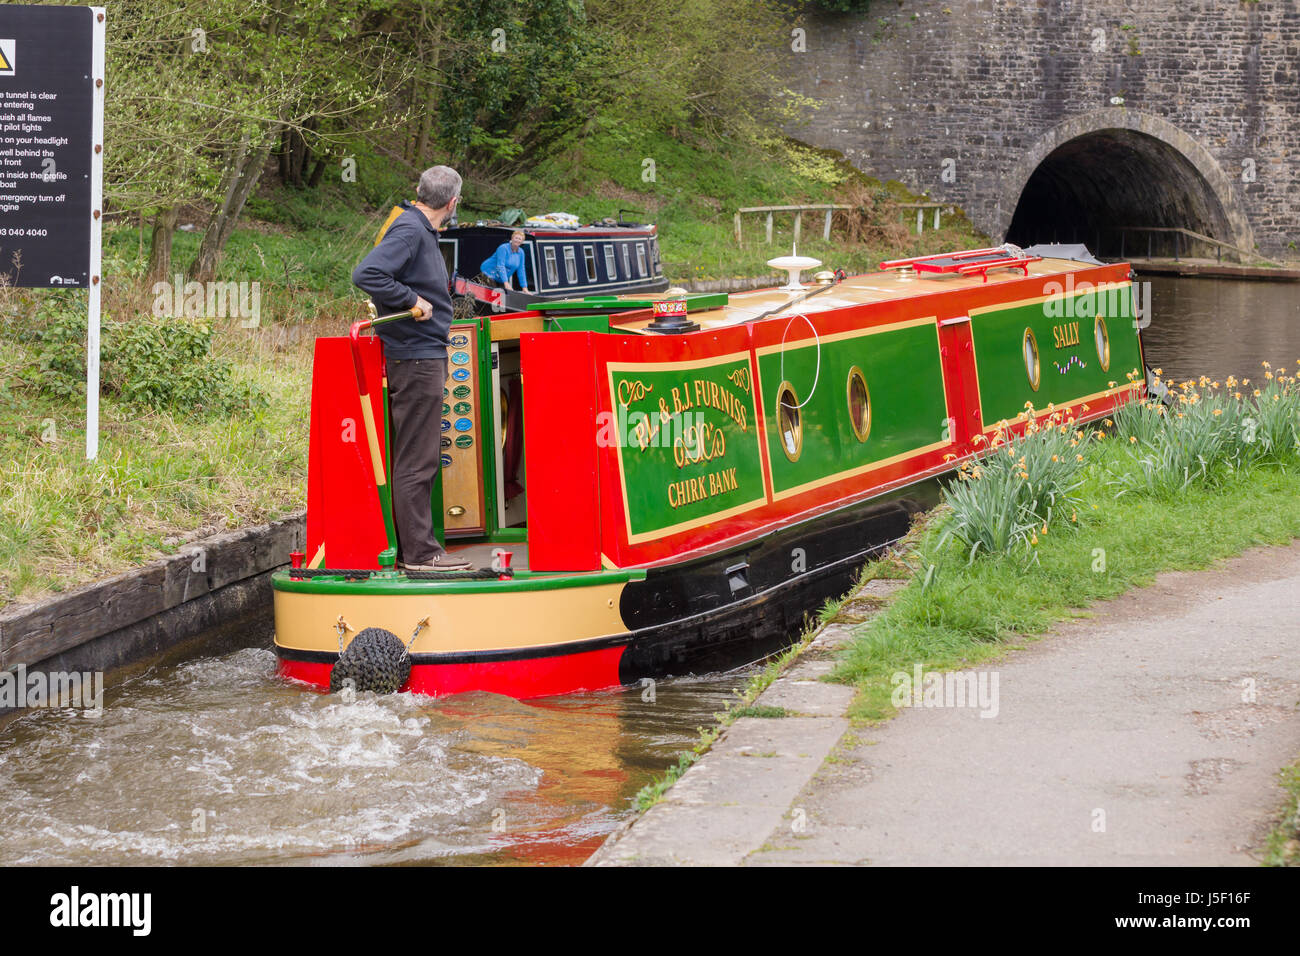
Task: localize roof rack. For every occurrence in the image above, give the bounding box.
[879,246,1042,283]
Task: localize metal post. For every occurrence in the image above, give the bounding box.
[765,212,773,244]
[823,208,832,241]
[87,8,106,460]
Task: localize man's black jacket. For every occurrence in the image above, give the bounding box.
[351,201,453,359]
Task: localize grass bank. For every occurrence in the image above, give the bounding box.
[1,132,975,608]
[831,454,1300,720]
[0,316,316,606]
[830,368,1300,722]
[1263,759,1300,866]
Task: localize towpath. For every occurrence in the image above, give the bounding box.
[588,541,1300,866]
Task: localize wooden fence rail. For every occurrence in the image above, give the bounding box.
[734,204,851,244]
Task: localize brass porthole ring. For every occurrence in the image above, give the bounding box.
[1023,327,1041,392]
[776,380,802,462]
[847,366,871,443]
[1095,316,1110,372]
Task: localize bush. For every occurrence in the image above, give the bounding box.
[32,301,266,416]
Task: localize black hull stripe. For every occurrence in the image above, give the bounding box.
[274,540,888,668]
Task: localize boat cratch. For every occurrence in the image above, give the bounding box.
[272,244,1147,698]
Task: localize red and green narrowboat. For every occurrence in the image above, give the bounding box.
[272,245,1147,698]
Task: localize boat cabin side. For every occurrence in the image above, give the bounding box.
[301,255,1145,579]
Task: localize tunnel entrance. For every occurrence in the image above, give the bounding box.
[1005,129,1233,259]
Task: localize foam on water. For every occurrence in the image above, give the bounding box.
[0,646,747,865]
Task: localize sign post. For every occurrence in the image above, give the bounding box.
[0,4,106,458]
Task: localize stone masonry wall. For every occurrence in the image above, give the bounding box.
[783,0,1300,256]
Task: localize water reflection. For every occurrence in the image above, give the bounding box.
[1140,275,1300,382]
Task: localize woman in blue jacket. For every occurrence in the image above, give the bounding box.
[480,230,530,293]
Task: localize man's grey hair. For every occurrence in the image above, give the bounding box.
[417,165,462,208]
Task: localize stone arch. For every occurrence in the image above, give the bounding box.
[995,110,1254,254]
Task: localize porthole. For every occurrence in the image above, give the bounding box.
[847,366,871,443]
[1023,327,1041,392]
[776,381,802,462]
[1094,316,1110,372]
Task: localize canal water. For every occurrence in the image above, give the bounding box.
[1140,274,1300,383]
[0,638,749,866]
[1,275,1295,867]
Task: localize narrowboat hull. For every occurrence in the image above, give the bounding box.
[275,481,933,698]
[273,248,1146,699]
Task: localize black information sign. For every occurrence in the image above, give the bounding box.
[0,4,94,288]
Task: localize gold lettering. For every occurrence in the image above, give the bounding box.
[617,379,653,406]
[1052,322,1080,349]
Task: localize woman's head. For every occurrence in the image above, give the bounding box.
[510,230,525,248]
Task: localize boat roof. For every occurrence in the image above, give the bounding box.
[602,256,1116,333]
[444,222,657,237]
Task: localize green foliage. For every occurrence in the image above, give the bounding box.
[832,448,1300,723]
[1109,367,1300,499]
[31,301,266,416]
[1263,759,1300,866]
[439,0,611,166]
[937,407,1091,564]
[729,704,789,718]
[634,751,699,811]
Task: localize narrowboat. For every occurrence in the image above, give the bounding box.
[432,213,668,313]
[272,245,1147,698]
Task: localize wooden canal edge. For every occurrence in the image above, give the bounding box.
[0,513,305,718]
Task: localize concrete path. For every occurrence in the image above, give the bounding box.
[588,543,1300,866]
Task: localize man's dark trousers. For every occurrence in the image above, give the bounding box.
[386,356,447,565]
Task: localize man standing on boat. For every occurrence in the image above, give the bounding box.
[351,166,472,572]
[479,229,531,294]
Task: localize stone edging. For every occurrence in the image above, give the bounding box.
[585,576,906,866]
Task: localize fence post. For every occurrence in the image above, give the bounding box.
[933,207,941,230]
[765,212,773,244]
[823,208,833,241]
[793,210,801,244]
[734,212,742,245]
[916,209,924,234]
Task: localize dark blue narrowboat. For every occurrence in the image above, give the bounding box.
[440,219,669,313]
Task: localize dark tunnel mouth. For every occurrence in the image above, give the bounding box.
[1005,129,1232,258]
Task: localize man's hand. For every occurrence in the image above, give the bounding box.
[412,296,433,320]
